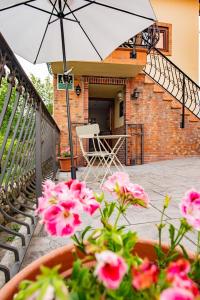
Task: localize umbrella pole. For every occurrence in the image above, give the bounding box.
[59,1,76,179]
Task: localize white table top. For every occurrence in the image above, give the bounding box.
[97,134,130,139]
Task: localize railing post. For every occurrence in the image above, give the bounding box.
[52,126,57,178]
[35,101,42,202]
[181,76,185,128]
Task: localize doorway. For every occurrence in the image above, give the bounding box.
[89,98,114,135]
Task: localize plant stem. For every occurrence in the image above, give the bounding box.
[114,206,122,227]
[158,207,166,249]
[197,231,200,258]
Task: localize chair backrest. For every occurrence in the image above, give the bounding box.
[76,124,100,155]
[76,124,100,138]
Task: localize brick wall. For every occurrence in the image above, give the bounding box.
[53,73,200,166]
[127,73,200,163]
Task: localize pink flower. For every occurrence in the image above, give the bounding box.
[65,180,100,215]
[166,259,190,282]
[132,258,159,290]
[166,259,199,298]
[103,172,149,208]
[94,250,127,289]
[173,276,199,298]
[160,287,194,300]
[43,203,81,237]
[123,183,149,207]
[180,189,200,230]
[103,172,130,194]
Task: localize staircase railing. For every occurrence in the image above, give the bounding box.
[0,32,60,284]
[144,47,200,127]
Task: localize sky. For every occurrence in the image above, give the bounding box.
[16,55,51,81]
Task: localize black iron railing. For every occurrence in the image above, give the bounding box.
[144,47,200,127]
[0,33,60,284]
[120,23,160,51]
[125,124,144,166]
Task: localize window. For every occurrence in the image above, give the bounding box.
[156,23,172,56]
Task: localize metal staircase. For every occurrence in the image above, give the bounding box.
[144,47,200,128]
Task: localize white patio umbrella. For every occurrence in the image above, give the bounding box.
[0,0,156,179]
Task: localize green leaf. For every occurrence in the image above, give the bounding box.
[179,244,189,259]
[169,224,175,244]
[154,244,165,260]
[81,226,92,241]
[111,232,123,246]
[108,202,116,218]
[94,192,104,203]
[71,260,82,280]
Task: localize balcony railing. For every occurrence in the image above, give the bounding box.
[0,32,60,284]
[119,23,160,51]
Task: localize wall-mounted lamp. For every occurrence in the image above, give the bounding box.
[117,90,123,100]
[75,84,81,96]
[131,88,140,100]
[130,47,137,59]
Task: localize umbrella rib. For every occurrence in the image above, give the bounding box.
[63,0,103,61]
[64,2,94,17]
[82,0,156,22]
[34,0,58,64]
[49,17,79,24]
[0,0,36,12]
[48,0,59,14]
[25,3,57,17]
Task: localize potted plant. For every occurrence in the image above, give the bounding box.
[1,172,200,300]
[58,147,77,172]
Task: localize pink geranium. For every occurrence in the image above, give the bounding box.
[160,287,194,300]
[103,172,149,208]
[180,189,200,231]
[103,172,130,194]
[65,179,100,215]
[132,258,159,290]
[166,259,199,298]
[43,202,81,237]
[166,259,190,282]
[123,183,149,207]
[94,250,127,289]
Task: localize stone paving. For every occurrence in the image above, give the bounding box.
[21,157,200,268]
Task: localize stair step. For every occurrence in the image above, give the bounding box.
[144,76,154,84]
[171,104,182,109]
[189,117,199,123]
[153,85,164,93]
[163,97,173,102]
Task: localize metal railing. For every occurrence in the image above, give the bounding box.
[0,32,60,283]
[120,23,160,51]
[125,124,144,165]
[144,47,200,128]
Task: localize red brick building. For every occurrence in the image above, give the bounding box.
[51,0,200,166]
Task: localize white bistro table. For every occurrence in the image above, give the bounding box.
[95,134,130,184]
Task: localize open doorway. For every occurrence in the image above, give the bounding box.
[88,83,125,155]
[88,84,125,134]
[89,99,114,135]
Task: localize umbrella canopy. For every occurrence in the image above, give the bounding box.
[0,0,156,181]
[0,0,156,63]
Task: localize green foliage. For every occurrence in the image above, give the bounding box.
[14,266,68,300]
[30,74,53,114]
[67,260,101,300]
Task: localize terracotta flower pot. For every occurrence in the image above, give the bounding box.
[0,240,195,300]
[59,156,78,172]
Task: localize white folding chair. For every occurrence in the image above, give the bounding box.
[76,124,113,183]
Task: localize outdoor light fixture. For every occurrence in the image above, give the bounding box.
[130,47,137,59]
[75,84,81,96]
[131,88,140,99]
[117,91,123,100]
